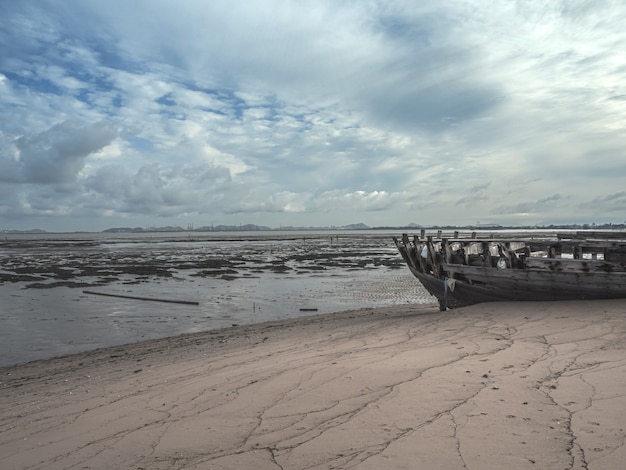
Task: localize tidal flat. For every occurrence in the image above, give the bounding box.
[0,231,434,366]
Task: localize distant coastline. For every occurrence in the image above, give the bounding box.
[1,221,624,235]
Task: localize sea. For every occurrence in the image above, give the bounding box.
[0,230,436,367]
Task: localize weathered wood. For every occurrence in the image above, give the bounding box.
[482,242,492,268]
[413,235,428,273]
[395,231,626,309]
[442,239,453,264]
[573,245,582,259]
[83,290,200,305]
[441,263,626,286]
[427,239,441,278]
[524,258,625,273]
[606,248,626,264]
[560,231,626,240]
[393,236,413,270]
[401,233,418,271]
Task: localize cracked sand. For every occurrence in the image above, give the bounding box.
[1,299,626,469]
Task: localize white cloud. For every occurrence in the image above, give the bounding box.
[316,190,399,212]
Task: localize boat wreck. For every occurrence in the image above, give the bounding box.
[394,230,626,310]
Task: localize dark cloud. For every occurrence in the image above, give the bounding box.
[584,192,626,213]
[490,194,565,216]
[5,121,118,184]
[368,82,502,132]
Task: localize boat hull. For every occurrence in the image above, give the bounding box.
[395,232,626,310]
[410,266,626,310]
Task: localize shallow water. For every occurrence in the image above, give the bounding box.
[0,232,435,366]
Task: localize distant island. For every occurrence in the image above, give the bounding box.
[0,229,48,234]
[100,223,405,233]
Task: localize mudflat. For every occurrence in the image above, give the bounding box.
[2,300,626,469]
[0,233,432,366]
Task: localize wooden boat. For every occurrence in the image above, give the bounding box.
[393,230,626,310]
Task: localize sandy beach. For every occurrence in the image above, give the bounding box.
[2,299,626,469]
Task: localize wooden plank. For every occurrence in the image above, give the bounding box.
[482,242,493,267]
[395,235,417,272]
[441,264,530,281]
[427,238,442,278]
[414,236,428,273]
[524,258,625,273]
[439,265,626,297]
[606,252,626,264]
[400,234,415,270]
[568,240,626,249]
[559,231,626,240]
[442,262,626,282]
[442,238,453,264]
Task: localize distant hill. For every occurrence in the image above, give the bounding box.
[102,226,185,233]
[15,221,621,235]
[195,224,273,231]
[101,227,144,233]
[100,223,435,233]
[341,223,370,230]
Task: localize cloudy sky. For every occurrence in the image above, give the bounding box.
[1,1,625,231]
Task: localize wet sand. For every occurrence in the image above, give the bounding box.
[2,299,626,469]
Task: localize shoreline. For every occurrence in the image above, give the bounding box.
[3,300,626,469]
[0,303,439,375]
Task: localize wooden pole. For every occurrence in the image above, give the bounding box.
[83,290,200,305]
